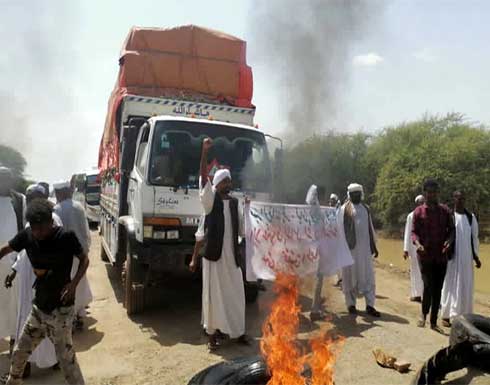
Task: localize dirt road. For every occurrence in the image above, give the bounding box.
[1,232,489,384]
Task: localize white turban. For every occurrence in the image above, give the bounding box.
[415,194,425,204]
[305,185,319,206]
[212,169,231,186]
[26,184,46,196]
[330,193,339,201]
[53,180,71,190]
[347,183,364,199]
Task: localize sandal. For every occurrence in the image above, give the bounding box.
[0,373,9,385]
[207,335,220,352]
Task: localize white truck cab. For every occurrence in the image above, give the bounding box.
[99,94,279,314]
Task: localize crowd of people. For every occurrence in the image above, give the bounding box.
[0,138,485,383]
[0,167,92,385]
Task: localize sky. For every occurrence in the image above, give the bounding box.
[0,0,489,182]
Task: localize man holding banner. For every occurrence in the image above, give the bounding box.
[341,183,381,317]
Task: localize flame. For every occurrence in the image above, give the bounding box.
[261,273,342,385]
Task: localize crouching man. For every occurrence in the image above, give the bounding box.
[0,199,87,385]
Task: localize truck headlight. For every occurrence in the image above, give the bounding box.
[143,226,153,238]
[153,231,166,240]
[166,230,179,240]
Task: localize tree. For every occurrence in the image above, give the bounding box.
[281,132,371,204]
[369,114,490,230]
[0,144,27,177]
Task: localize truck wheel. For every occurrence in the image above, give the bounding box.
[245,283,259,304]
[123,240,146,315]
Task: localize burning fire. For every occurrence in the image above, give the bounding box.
[260,273,342,385]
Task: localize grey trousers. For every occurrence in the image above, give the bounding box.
[311,272,324,313]
[7,305,85,385]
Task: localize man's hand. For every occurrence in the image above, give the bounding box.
[202,138,213,152]
[403,251,409,260]
[189,255,199,273]
[442,241,451,256]
[475,257,482,269]
[4,270,16,289]
[60,281,77,305]
[416,242,425,255]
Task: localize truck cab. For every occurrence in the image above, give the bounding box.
[72,171,101,228]
[99,95,278,314]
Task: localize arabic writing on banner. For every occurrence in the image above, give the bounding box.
[245,202,353,281]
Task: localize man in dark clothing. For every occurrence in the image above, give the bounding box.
[0,200,88,385]
[412,179,455,331]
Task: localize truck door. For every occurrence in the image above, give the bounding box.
[129,122,151,242]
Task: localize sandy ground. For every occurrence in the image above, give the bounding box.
[1,232,490,385]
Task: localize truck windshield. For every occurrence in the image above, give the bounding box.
[149,120,272,193]
[85,174,100,205]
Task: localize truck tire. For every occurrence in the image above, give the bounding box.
[124,240,146,315]
[245,283,259,304]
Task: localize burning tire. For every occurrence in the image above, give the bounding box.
[187,355,269,385]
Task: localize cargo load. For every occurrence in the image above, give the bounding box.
[100,25,254,173]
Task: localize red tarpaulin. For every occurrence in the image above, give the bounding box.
[99,25,254,173]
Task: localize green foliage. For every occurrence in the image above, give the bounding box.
[0,144,27,177]
[0,144,28,193]
[370,114,490,229]
[280,114,490,231]
[281,132,372,204]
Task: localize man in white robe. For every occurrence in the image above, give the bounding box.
[0,167,23,355]
[53,181,93,330]
[197,138,248,351]
[341,183,381,317]
[441,191,482,327]
[403,194,425,302]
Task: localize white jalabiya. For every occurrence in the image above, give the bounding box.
[0,196,19,339]
[441,213,479,320]
[11,213,62,367]
[199,182,245,338]
[13,252,57,368]
[404,211,424,298]
[341,203,376,307]
[54,199,93,314]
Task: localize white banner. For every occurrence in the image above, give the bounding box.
[245,202,353,280]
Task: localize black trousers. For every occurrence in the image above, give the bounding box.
[419,258,447,325]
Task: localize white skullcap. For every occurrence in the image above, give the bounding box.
[212,169,231,186]
[26,184,46,195]
[347,183,363,193]
[415,194,425,203]
[330,193,339,200]
[53,180,71,190]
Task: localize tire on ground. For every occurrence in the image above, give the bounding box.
[187,355,269,385]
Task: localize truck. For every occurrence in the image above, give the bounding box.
[98,25,281,315]
[72,171,101,228]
